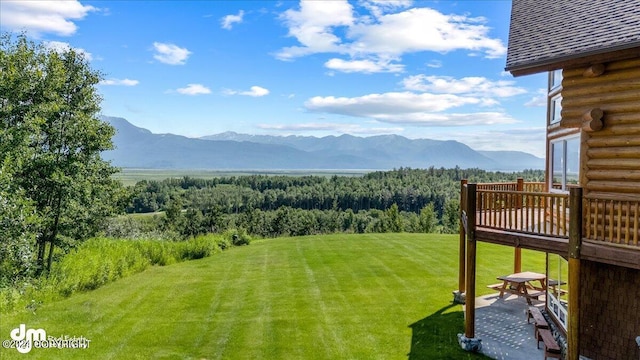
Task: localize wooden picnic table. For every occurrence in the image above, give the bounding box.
[493,271,547,305]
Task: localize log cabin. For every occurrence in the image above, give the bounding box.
[456,1,640,359]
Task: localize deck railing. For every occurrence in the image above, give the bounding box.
[475,189,570,238]
[585,197,640,246]
[462,180,640,248]
[476,180,546,192]
[523,182,546,193]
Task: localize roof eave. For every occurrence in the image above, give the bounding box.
[506,44,640,77]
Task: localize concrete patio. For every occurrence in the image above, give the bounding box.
[472,293,549,360]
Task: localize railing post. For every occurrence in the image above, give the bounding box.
[458,183,481,352]
[568,187,583,360]
[517,178,524,192]
[458,180,467,295]
[465,183,477,338]
[514,178,523,273]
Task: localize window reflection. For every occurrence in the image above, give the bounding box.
[547,254,568,330]
[566,138,579,185]
[550,69,562,90]
[550,95,562,124]
[551,141,564,190]
[550,136,579,191]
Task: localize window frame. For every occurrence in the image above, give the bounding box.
[546,253,568,331]
[549,69,562,92]
[549,94,562,125]
[548,70,563,125]
[549,135,580,193]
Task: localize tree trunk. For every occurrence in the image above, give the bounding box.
[45,192,63,274]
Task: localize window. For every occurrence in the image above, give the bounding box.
[549,69,562,91]
[550,95,562,124]
[547,254,568,330]
[548,70,563,125]
[550,136,579,191]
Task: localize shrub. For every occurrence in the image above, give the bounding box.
[49,238,151,295]
[1,234,242,315]
[178,235,219,260]
[135,240,178,266]
[224,228,251,246]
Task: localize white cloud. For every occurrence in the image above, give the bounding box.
[0,0,97,37]
[276,3,506,73]
[307,92,480,114]
[176,84,211,95]
[277,0,354,60]
[324,58,403,73]
[401,75,527,98]
[224,86,270,97]
[304,82,521,127]
[221,10,244,30]
[350,8,505,57]
[525,89,548,107]
[43,40,93,61]
[360,0,413,19]
[370,112,517,126]
[257,122,404,135]
[100,78,139,86]
[152,42,191,65]
[426,60,442,68]
[431,127,546,157]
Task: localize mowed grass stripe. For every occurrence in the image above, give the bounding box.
[0,234,544,359]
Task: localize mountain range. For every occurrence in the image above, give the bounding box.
[101,116,544,171]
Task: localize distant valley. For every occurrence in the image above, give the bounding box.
[101,116,544,171]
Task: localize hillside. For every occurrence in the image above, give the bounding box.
[0,234,547,359]
[101,116,544,170]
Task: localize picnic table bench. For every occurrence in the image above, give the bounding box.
[527,306,549,338]
[537,328,562,359]
[490,271,547,305]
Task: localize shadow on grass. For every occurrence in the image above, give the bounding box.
[408,304,492,360]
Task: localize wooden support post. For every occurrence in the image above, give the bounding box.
[514,247,522,274]
[459,180,468,293]
[516,178,524,193]
[568,187,583,360]
[465,183,477,339]
[514,178,523,273]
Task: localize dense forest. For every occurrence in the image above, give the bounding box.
[111,167,545,239]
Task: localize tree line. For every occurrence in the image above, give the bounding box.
[115,167,544,239]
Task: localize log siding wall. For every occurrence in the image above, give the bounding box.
[562,57,640,360]
[559,57,640,246]
[561,58,640,201]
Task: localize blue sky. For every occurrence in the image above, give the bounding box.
[1,0,548,157]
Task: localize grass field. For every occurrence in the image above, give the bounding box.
[113,168,369,186]
[0,234,545,359]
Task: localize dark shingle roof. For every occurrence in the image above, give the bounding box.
[506,0,640,75]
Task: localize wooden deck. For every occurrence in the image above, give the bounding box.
[461,180,640,269]
[475,228,569,255]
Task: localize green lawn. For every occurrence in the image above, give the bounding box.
[0,234,545,359]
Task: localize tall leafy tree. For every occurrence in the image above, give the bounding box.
[386,203,403,233]
[441,199,460,234]
[1,33,121,275]
[0,160,39,285]
[418,203,438,233]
